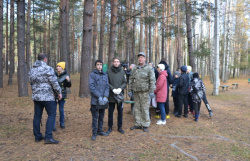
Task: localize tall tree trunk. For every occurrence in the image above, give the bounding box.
[161,0,165,59]
[108,0,118,67]
[148,0,152,62]
[154,0,159,65]
[43,1,47,55]
[33,0,37,63]
[176,0,182,68]
[213,0,220,95]
[166,0,171,65]
[66,0,71,73]
[71,4,75,74]
[98,0,106,61]
[139,0,144,52]
[5,0,9,75]
[17,0,28,96]
[60,0,70,72]
[132,0,136,64]
[77,37,81,72]
[125,0,132,63]
[222,0,227,82]
[26,0,31,72]
[79,0,93,98]
[0,0,3,88]
[8,0,14,85]
[185,0,196,71]
[48,10,51,65]
[92,0,97,69]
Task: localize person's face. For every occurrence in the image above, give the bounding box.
[96,62,103,71]
[138,56,146,65]
[113,59,120,67]
[157,67,161,73]
[149,63,152,66]
[56,66,63,73]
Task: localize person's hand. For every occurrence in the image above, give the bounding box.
[66,76,70,82]
[113,89,118,94]
[98,97,104,105]
[58,93,63,100]
[128,92,133,98]
[116,88,122,95]
[170,84,173,88]
[103,97,108,105]
[149,92,155,99]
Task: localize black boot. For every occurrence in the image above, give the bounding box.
[91,134,97,141]
[106,127,112,134]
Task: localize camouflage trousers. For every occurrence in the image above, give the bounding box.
[133,91,151,127]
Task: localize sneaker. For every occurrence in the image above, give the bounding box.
[166,115,170,119]
[188,111,191,114]
[142,127,149,132]
[154,115,160,119]
[156,120,166,125]
[209,112,213,117]
[183,114,188,118]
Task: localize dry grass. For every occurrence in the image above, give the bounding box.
[0,74,249,160]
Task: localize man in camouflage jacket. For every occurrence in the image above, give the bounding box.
[129,52,156,132]
[29,53,62,144]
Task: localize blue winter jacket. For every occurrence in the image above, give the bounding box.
[89,69,109,105]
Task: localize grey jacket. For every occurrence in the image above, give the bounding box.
[29,60,62,101]
[89,69,109,105]
[189,78,206,103]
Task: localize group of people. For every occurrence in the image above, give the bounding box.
[29,53,71,144]
[29,52,213,143]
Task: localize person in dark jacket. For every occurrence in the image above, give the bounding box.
[159,58,173,118]
[177,66,189,118]
[106,57,127,134]
[53,62,71,130]
[29,53,62,144]
[187,66,194,115]
[189,73,206,121]
[89,60,110,141]
[170,71,181,116]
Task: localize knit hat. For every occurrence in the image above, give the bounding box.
[57,62,65,70]
[193,72,199,78]
[157,64,165,71]
[174,71,181,77]
[181,65,187,72]
[187,66,192,72]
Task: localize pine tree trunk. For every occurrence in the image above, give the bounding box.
[148,0,152,62]
[79,0,93,98]
[213,0,220,95]
[125,0,132,63]
[48,11,51,65]
[154,0,159,65]
[5,0,8,75]
[43,1,47,55]
[108,0,118,67]
[66,0,71,73]
[8,0,14,85]
[17,0,28,97]
[161,0,165,59]
[33,0,36,63]
[92,0,97,69]
[166,0,171,65]
[139,0,144,52]
[98,0,106,61]
[26,0,31,72]
[71,4,75,74]
[185,0,196,72]
[0,0,3,88]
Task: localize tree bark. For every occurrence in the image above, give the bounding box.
[43,1,47,55]
[71,3,75,74]
[17,0,28,96]
[8,0,14,85]
[148,0,152,62]
[26,0,31,72]
[5,0,9,75]
[154,0,159,65]
[33,0,37,64]
[79,0,93,98]
[139,0,144,52]
[92,0,97,69]
[0,0,3,88]
[125,0,132,64]
[108,0,118,67]
[185,0,196,72]
[98,0,106,61]
[161,0,165,59]
[213,0,220,95]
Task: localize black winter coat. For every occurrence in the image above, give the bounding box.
[171,78,179,97]
[177,73,189,95]
[89,69,109,105]
[55,70,71,99]
[159,61,173,87]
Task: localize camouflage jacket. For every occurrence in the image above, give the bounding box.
[189,78,206,103]
[129,64,156,93]
[29,60,62,101]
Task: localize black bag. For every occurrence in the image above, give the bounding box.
[96,102,109,109]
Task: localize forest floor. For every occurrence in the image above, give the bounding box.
[0,73,249,161]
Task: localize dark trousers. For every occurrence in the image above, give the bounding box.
[54,99,66,127]
[193,101,201,115]
[108,102,123,129]
[202,92,212,112]
[91,105,105,135]
[164,87,170,115]
[33,101,57,140]
[173,97,179,114]
[188,93,193,112]
[178,94,188,115]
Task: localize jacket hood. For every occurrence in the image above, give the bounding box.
[33,60,47,68]
[93,69,105,75]
[159,61,169,70]
[56,70,68,77]
[159,70,168,77]
[111,65,121,73]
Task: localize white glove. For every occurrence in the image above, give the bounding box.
[116,88,122,94]
[113,89,118,94]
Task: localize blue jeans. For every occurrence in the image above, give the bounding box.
[33,101,57,140]
[157,102,166,121]
[54,99,66,127]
